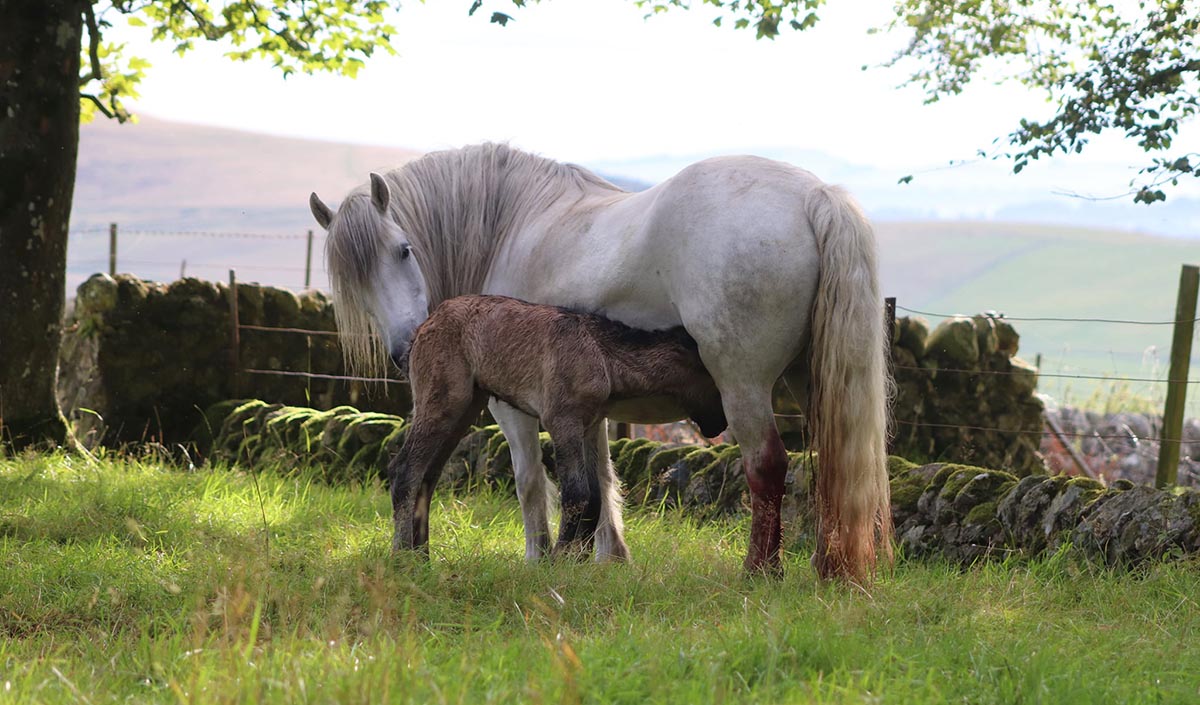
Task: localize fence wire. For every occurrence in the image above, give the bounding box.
[892,363,1198,386]
[243,368,404,385]
[236,321,1197,392]
[897,304,1200,327]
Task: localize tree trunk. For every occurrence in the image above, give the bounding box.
[0,1,83,448]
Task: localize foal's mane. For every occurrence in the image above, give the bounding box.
[326,143,623,375]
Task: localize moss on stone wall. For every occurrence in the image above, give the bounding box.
[202,400,1200,567]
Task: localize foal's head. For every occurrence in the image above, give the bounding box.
[597,321,728,438]
[651,328,728,438]
[311,173,429,375]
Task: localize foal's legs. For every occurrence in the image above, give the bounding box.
[588,421,629,562]
[391,390,487,554]
[490,400,553,560]
[545,419,604,559]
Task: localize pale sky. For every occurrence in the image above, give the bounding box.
[103,0,1160,172]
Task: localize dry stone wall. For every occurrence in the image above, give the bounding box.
[888,314,1045,475]
[59,274,409,446]
[60,274,1045,474]
[205,401,1200,567]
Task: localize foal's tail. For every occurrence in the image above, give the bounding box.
[804,184,894,584]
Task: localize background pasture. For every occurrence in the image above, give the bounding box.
[65,116,1200,414]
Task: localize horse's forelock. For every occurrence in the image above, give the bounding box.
[325,193,390,377]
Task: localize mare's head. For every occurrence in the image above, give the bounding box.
[311,173,428,376]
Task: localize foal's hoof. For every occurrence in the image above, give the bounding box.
[743,555,784,579]
[391,539,431,560]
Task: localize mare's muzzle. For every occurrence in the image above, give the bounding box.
[389,344,410,379]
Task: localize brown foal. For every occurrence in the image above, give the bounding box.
[389,294,726,559]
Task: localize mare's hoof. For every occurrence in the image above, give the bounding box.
[551,541,593,562]
[595,547,631,564]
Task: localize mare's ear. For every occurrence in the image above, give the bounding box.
[309,192,333,229]
[369,172,390,213]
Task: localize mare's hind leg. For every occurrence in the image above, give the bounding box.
[720,386,789,574]
[490,400,554,560]
[545,419,604,560]
[391,390,487,554]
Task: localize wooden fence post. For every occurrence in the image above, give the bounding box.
[229,269,242,399]
[1156,263,1199,488]
[885,297,898,454]
[108,222,117,277]
[304,229,314,289]
[885,296,897,345]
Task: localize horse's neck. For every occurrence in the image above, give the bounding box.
[484,188,640,301]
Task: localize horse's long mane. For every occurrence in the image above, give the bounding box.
[325,143,622,376]
[387,143,622,306]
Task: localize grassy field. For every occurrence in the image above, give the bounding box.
[3,453,1200,704]
[875,221,1200,416]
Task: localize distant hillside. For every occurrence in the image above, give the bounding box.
[592,149,1200,239]
[68,117,646,293]
[873,220,1199,413]
[69,117,425,295]
[74,115,423,230]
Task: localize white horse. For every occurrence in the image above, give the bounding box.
[310,143,892,581]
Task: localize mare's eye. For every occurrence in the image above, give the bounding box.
[398,244,411,262]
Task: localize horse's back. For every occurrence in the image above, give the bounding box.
[631,156,826,379]
[659,156,823,232]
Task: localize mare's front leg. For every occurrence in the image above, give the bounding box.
[490,400,553,560]
[546,419,603,560]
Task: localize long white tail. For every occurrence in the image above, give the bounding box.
[804,184,894,583]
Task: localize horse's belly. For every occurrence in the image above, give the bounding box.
[604,395,690,424]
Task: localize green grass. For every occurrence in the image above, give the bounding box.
[3,453,1200,704]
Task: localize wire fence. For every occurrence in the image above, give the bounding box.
[233,304,1198,475]
[69,225,1199,483]
[67,224,329,290]
[896,304,1200,327]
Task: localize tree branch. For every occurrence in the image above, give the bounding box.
[254,8,309,54]
[80,93,115,119]
[178,1,226,41]
[80,3,104,86]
